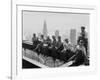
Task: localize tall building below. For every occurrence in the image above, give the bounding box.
[70,29,76,45]
[43,20,48,38]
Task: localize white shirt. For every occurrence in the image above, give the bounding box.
[76,45,86,56]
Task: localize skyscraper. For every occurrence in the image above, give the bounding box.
[70,29,76,45]
[43,20,48,38]
[55,30,59,40]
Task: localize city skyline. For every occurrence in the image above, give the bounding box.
[23,11,89,41]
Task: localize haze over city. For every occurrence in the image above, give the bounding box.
[23,11,89,42]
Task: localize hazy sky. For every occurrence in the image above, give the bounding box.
[23,11,89,41]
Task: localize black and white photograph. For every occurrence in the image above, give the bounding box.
[10,1,98,79]
[0,0,99,79]
[22,10,90,68]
